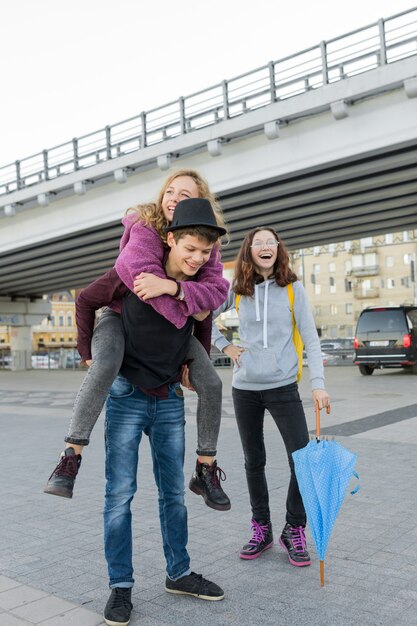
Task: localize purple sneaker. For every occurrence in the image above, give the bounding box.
[279,523,311,567]
[240,519,273,560]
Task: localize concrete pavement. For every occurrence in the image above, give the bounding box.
[0,365,416,625]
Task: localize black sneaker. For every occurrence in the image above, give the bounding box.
[165,572,224,601]
[189,460,231,511]
[104,587,132,626]
[43,448,82,498]
[279,522,311,567]
[240,519,273,559]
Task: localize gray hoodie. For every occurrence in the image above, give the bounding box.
[212,279,325,391]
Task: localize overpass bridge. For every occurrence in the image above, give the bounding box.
[0,7,417,366]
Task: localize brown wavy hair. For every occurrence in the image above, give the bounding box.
[125,169,228,244]
[233,228,297,296]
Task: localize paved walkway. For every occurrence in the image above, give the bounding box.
[0,366,416,625]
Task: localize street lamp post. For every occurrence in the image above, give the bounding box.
[300,249,306,287]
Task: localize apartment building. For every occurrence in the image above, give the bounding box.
[292,230,417,339]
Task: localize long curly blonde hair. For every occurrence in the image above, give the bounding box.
[125,169,228,243]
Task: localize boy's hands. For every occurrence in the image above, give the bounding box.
[133,273,177,300]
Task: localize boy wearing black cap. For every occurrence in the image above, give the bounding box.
[45,194,231,513]
[103,199,225,626]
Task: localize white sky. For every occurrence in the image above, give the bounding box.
[0,0,414,166]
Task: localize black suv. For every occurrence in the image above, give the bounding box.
[354,306,417,375]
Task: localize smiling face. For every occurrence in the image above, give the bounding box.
[165,232,214,279]
[161,175,200,223]
[250,229,279,278]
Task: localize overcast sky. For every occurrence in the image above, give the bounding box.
[0,0,414,166]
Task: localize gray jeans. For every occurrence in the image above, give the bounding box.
[65,308,222,456]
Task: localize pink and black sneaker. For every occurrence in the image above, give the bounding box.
[279,523,311,566]
[240,519,273,560]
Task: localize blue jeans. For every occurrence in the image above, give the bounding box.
[66,308,221,456]
[104,375,191,588]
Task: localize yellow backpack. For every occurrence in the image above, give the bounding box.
[235,282,303,382]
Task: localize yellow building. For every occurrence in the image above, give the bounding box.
[0,291,78,354]
[32,291,78,351]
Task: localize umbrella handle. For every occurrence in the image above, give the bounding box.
[315,401,331,438]
[320,560,325,586]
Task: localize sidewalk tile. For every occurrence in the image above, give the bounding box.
[11,595,76,623]
[0,576,22,593]
[0,585,49,610]
[38,606,105,625]
[0,613,32,626]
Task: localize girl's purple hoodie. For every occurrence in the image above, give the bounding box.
[76,217,229,360]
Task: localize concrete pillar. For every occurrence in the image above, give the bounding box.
[0,298,51,370]
[10,326,32,370]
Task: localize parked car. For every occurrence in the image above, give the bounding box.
[302,350,338,367]
[320,338,355,363]
[354,305,417,375]
[64,353,82,368]
[320,341,344,351]
[0,354,11,368]
[31,354,59,369]
[334,337,355,349]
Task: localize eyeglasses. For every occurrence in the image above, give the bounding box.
[250,239,279,250]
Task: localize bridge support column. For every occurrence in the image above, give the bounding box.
[10,326,32,371]
[0,298,51,370]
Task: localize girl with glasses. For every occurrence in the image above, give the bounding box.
[212,227,330,566]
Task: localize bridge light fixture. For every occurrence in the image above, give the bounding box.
[157,154,171,171]
[207,139,222,157]
[114,168,128,184]
[404,77,417,99]
[74,181,87,195]
[37,193,50,206]
[330,100,349,120]
[264,121,280,140]
[4,204,16,217]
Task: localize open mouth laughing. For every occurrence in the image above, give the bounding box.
[258,251,273,260]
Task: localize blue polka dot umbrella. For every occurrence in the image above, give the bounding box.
[292,403,359,586]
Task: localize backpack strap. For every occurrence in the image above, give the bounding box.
[287,282,304,383]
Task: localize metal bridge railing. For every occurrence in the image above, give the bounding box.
[1,7,416,197]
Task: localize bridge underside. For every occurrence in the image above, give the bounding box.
[1,141,416,298]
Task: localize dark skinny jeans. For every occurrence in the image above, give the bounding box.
[66,308,222,456]
[232,383,309,527]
